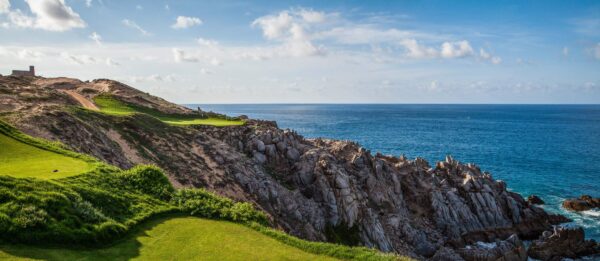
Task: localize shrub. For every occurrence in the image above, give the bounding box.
[172,189,268,225]
[118,165,174,200]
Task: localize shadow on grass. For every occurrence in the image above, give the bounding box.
[0,216,178,261]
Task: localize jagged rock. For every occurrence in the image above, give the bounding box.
[527,226,600,260]
[527,195,545,205]
[458,234,527,261]
[562,195,600,211]
[432,247,464,261]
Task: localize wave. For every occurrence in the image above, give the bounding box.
[581,209,600,218]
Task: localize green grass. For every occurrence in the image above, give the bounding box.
[0,133,94,179]
[93,94,244,126]
[0,217,339,261]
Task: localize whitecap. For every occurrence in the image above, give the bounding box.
[581,209,600,217]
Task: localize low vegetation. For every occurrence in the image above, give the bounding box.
[93,94,244,126]
[0,122,99,179]
[0,120,404,260]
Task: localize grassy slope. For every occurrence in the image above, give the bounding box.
[0,217,338,261]
[0,120,404,261]
[93,94,244,126]
[0,133,94,179]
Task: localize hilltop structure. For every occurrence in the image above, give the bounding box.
[11,66,35,77]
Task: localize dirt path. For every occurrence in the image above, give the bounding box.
[62,90,99,110]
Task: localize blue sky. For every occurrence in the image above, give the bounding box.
[0,0,599,103]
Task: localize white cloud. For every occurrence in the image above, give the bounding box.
[122,19,150,36]
[105,57,119,66]
[131,74,176,83]
[171,16,202,29]
[197,38,219,47]
[252,10,325,57]
[0,0,10,14]
[7,0,87,31]
[164,4,169,11]
[297,9,326,23]
[210,57,222,66]
[85,0,92,7]
[399,39,438,58]
[17,49,45,60]
[252,11,294,40]
[172,48,199,63]
[479,48,502,64]
[89,32,102,45]
[135,5,142,10]
[440,41,473,58]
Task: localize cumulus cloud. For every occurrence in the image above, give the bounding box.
[122,19,150,36]
[171,16,202,29]
[399,39,475,60]
[89,32,102,45]
[399,39,438,59]
[0,0,10,14]
[105,58,119,66]
[252,9,326,57]
[7,0,86,31]
[17,49,45,60]
[440,41,473,58]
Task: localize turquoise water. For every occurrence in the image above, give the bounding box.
[187,104,600,240]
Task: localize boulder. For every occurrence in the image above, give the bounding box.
[527,226,600,260]
[562,195,600,211]
[527,195,545,205]
[458,234,527,261]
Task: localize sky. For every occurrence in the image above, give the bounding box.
[0,0,599,104]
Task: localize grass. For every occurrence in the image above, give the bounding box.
[0,217,339,261]
[0,133,94,179]
[0,121,99,180]
[93,94,244,126]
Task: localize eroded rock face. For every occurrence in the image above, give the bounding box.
[0,76,572,259]
[562,195,600,212]
[527,226,600,260]
[457,234,527,261]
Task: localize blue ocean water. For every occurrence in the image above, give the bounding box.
[186,104,600,240]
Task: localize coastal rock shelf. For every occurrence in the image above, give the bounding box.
[1,75,595,260]
[563,195,600,212]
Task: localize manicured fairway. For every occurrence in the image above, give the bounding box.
[0,217,338,261]
[0,133,94,179]
[93,95,244,126]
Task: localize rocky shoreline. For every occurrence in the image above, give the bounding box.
[1,76,598,260]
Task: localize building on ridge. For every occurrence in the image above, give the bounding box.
[11,66,35,77]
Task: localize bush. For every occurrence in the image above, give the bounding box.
[172,189,268,225]
[118,165,174,200]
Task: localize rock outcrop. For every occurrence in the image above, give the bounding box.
[0,75,574,259]
[563,195,600,212]
[527,195,544,205]
[457,234,527,261]
[528,226,600,260]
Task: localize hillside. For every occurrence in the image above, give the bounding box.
[0,75,576,260]
[0,119,398,260]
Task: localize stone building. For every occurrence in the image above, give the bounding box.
[11,66,35,77]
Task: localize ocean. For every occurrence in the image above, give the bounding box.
[185,104,600,240]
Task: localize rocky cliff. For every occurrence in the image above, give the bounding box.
[0,75,581,260]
